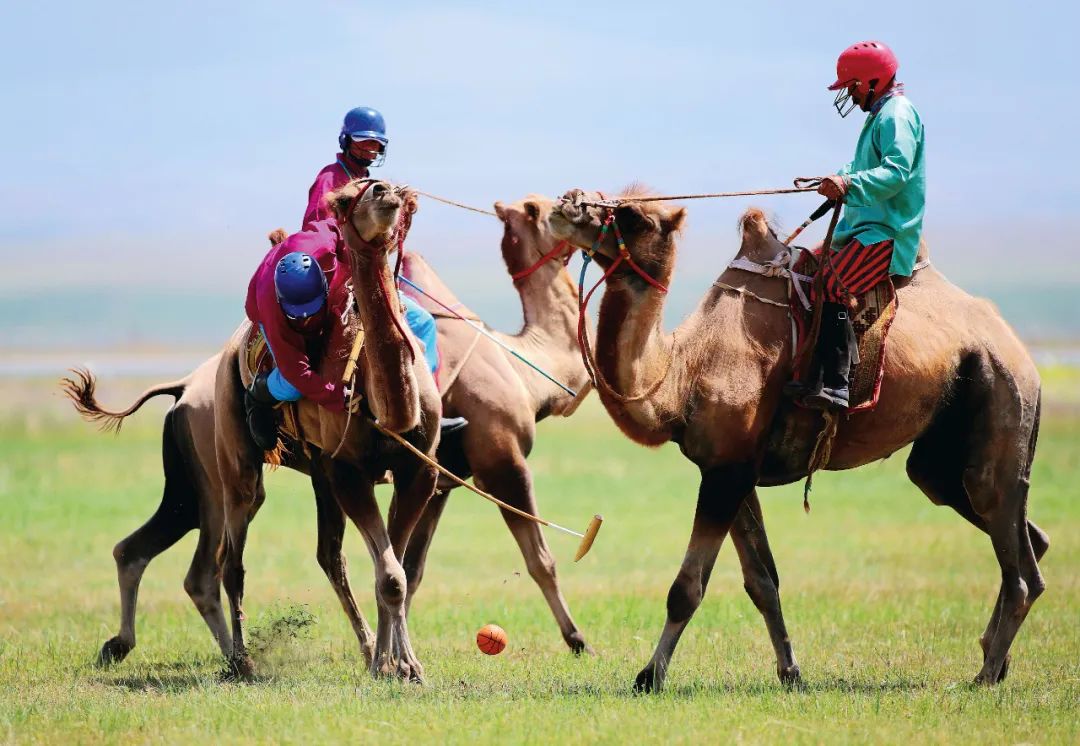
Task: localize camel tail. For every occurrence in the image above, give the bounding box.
[59,367,189,435]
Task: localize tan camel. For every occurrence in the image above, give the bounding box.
[214,178,442,681]
[548,187,1047,692]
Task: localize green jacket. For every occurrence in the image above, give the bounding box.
[833,94,925,276]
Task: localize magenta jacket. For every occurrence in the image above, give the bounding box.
[302,157,368,230]
[244,219,351,411]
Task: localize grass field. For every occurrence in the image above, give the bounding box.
[1,378,1077,744]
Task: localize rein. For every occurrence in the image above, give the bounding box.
[510,240,572,282]
[579,183,819,209]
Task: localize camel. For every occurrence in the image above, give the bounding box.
[213,178,443,681]
[548,187,1048,692]
[62,193,604,670]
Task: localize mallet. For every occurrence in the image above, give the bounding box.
[784,199,835,246]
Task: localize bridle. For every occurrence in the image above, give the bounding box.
[510,239,573,282]
[568,200,673,404]
[340,179,418,362]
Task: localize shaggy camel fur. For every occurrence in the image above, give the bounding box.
[549,187,1047,692]
[215,179,441,681]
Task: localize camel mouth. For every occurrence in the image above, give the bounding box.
[550,191,611,256]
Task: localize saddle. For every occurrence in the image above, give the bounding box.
[790,249,899,412]
[239,324,305,445]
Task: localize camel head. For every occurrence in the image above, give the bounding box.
[328,178,418,254]
[549,186,686,288]
[493,195,575,283]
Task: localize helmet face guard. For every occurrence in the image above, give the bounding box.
[831,81,860,118]
[344,134,388,167]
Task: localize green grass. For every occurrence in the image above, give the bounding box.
[1,393,1078,744]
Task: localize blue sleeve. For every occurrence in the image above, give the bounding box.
[401,294,439,375]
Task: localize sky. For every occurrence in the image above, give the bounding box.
[2,1,1078,349]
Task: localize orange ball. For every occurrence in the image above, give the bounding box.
[476,624,507,655]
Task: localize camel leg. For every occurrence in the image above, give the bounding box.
[99,409,199,666]
[310,455,376,667]
[183,519,231,658]
[635,462,757,693]
[478,460,593,655]
[907,358,1041,686]
[402,489,450,616]
[382,452,438,682]
[218,460,263,680]
[730,492,800,684]
[327,458,422,683]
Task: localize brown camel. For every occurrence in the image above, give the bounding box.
[214,178,442,681]
[548,187,1047,692]
[61,193,605,669]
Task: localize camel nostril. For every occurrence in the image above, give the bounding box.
[372,183,388,196]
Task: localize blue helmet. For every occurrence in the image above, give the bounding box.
[274,252,328,319]
[339,106,388,166]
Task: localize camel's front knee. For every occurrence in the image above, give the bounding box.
[667,573,703,625]
[378,569,407,608]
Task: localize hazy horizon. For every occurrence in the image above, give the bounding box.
[4,1,1078,357]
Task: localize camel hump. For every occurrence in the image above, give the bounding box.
[740,208,771,241]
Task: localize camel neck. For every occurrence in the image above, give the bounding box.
[348,236,421,433]
[593,268,680,445]
[501,267,588,414]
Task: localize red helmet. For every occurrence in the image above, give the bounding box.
[828,41,898,95]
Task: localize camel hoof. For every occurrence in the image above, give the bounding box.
[567,633,596,657]
[221,652,256,682]
[633,663,662,694]
[97,636,133,667]
[398,658,425,684]
[778,664,803,687]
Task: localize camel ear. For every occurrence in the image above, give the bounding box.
[493,201,506,220]
[615,202,654,233]
[327,184,358,221]
[524,200,540,222]
[661,207,686,235]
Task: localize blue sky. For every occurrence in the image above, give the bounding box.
[2,1,1077,312]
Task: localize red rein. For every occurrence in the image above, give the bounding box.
[511,240,572,281]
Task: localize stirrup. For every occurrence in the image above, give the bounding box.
[803,387,849,412]
[439,416,468,436]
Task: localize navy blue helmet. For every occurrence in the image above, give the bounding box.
[339,106,388,166]
[274,252,328,319]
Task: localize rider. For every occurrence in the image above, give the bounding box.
[789,40,926,412]
[242,108,464,448]
[244,224,351,450]
[302,106,388,230]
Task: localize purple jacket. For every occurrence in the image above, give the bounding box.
[245,219,351,411]
[302,157,368,230]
